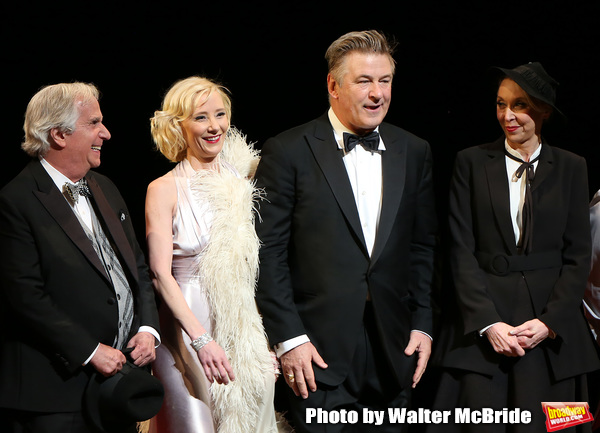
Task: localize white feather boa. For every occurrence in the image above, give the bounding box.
[189,128,275,432]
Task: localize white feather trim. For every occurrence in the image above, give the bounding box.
[189,129,276,432]
[219,127,260,179]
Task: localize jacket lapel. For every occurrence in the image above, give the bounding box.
[370,125,406,265]
[484,139,519,253]
[86,174,138,281]
[30,161,110,281]
[307,114,368,255]
[530,141,554,193]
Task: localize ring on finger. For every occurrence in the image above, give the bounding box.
[287,373,295,383]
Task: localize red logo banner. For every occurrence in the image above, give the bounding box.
[541,402,593,432]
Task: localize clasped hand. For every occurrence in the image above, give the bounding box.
[485,319,550,357]
[90,331,157,377]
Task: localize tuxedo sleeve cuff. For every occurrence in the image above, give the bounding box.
[274,334,310,357]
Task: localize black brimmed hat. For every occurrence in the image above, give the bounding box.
[495,62,563,116]
[83,359,164,433]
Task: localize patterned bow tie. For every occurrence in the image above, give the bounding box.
[343,131,380,152]
[63,180,91,204]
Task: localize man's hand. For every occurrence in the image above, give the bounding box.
[89,344,127,377]
[127,332,157,367]
[404,331,432,388]
[484,322,525,357]
[280,342,328,399]
[510,318,551,350]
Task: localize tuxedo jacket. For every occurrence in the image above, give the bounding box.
[0,160,159,412]
[254,113,437,388]
[440,137,600,380]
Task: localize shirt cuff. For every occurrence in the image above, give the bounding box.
[411,329,433,341]
[274,334,310,357]
[584,299,600,320]
[138,326,161,347]
[479,322,500,336]
[83,343,100,366]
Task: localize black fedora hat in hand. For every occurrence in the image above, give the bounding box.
[83,353,164,433]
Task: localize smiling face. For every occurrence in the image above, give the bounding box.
[496,78,551,151]
[328,52,393,135]
[49,98,111,182]
[181,91,229,168]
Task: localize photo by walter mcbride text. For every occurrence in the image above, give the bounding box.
[305,407,533,426]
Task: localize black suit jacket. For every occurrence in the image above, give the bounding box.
[254,113,437,388]
[0,160,159,412]
[440,138,600,380]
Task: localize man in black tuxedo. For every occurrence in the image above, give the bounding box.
[0,83,160,433]
[255,30,438,432]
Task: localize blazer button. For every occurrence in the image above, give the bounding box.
[107,297,116,305]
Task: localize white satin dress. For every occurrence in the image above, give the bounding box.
[149,159,277,432]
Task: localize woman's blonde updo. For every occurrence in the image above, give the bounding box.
[151,77,232,162]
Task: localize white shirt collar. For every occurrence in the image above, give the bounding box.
[40,158,81,190]
[327,107,386,151]
[40,158,94,231]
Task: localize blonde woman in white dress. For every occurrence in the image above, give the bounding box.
[146,77,279,433]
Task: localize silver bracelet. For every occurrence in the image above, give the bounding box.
[190,332,213,352]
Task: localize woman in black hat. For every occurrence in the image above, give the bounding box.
[430,62,600,432]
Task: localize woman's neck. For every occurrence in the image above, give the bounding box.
[506,135,541,162]
[187,154,220,172]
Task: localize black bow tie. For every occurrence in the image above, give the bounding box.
[343,131,380,152]
[505,151,540,182]
[63,179,91,204]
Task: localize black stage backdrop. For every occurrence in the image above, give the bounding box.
[3,1,599,239]
[2,0,599,422]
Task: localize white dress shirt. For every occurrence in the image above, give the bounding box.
[505,141,541,246]
[329,108,384,256]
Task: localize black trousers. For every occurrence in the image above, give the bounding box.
[283,302,411,433]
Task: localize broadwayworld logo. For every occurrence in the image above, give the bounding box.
[542,402,594,432]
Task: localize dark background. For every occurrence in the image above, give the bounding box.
[3,1,599,237]
[2,0,599,414]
